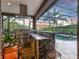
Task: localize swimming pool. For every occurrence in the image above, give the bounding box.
[55,34,77,41]
[55,34,77,59]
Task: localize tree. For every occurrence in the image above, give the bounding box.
[58,17,68,32]
[49,9,68,32]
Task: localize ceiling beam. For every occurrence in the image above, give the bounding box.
[2,12,19,16]
[34,0,58,20]
[34,0,48,18]
[2,12,34,17]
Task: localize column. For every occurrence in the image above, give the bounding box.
[0,0,3,59]
[33,17,36,30]
[23,19,25,29]
[77,0,79,59]
[0,0,2,32]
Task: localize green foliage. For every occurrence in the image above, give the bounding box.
[3,21,29,32]
[9,22,29,31]
[4,30,15,43]
[3,17,30,47]
[40,24,77,35]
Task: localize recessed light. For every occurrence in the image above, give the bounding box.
[7,2,11,5]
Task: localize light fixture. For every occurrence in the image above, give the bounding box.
[7,2,11,5]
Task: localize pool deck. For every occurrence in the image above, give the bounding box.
[55,38,77,59]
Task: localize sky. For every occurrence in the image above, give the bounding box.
[39,0,77,20]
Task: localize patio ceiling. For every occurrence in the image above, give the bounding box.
[1,0,44,16]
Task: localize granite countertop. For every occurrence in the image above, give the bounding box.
[30,33,50,40]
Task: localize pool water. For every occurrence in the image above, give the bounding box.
[55,35,76,41]
[55,34,77,59]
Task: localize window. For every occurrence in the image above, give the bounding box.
[3,16,33,32]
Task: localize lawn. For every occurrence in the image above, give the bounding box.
[40,24,77,35]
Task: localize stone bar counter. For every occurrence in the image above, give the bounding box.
[30,33,56,59]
